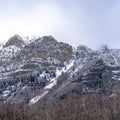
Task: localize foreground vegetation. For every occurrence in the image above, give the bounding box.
[0,92,120,120]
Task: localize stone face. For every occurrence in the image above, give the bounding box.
[0,35,74,104]
[4,34,25,48]
[20,36,73,62]
[1,36,120,104]
[46,50,120,100]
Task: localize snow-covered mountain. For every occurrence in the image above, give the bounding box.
[0,35,73,104]
[4,34,25,48]
[0,35,120,104]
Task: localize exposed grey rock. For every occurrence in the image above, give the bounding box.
[0,35,73,104]
[1,35,120,104]
[4,34,25,48]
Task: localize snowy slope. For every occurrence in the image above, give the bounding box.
[29,59,74,105]
[1,35,120,105]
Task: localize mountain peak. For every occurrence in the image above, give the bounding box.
[4,34,25,48]
[36,36,57,44]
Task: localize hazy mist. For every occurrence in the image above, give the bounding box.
[0,0,120,49]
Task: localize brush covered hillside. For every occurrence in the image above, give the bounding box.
[0,35,120,119]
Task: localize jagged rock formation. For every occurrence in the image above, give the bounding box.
[4,34,25,48]
[0,35,120,104]
[0,35,73,104]
[19,36,73,62]
[46,46,120,100]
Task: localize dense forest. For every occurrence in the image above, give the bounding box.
[0,91,120,120]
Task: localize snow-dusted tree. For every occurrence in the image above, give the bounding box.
[101,45,109,52]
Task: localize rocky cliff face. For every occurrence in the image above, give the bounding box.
[0,35,120,104]
[46,45,120,100]
[4,34,25,48]
[0,35,73,104]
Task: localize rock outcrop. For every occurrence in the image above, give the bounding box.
[1,36,120,104]
[4,34,25,48]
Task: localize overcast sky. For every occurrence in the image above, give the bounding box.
[0,0,120,49]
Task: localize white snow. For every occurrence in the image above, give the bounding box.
[44,78,57,90]
[45,60,74,90]
[29,60,74,105]
[113,56,118,66]
[40,71,46,78]
[110,94,117,98]
[29,91,48,105]
[22,86,27,91]
[0,45,20,58]
[0,69,32,79]
[112,70,120,74]
[2,90,11,97]
[112,75,120,81]
[74,58,86,73]
[65,60,74,72]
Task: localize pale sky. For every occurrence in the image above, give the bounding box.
[0,0,120,49]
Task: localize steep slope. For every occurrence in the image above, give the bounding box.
[0,35,25,72]
[0,35,73,104]
[45,45,120,100]
[1,35,120,104]
[4,34,25,48]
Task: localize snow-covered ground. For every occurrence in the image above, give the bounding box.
[29,91,48,105]
[113,56,119,66]
[44,60,74,90]
[112,70,120,81]
[2,90,11,97]
[0,45,20,58]
[29,60,74,105]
